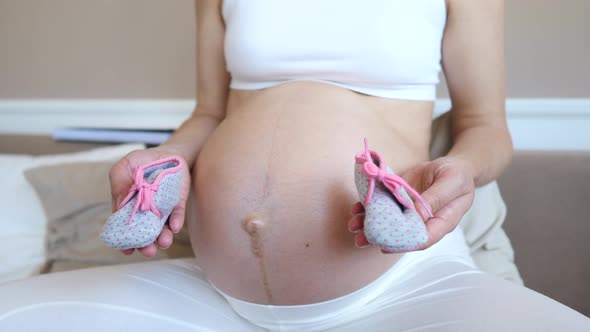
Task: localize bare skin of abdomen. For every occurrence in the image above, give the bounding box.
[188,81,434,305]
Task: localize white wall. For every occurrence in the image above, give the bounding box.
[0,0,588,150]
[0,0,588,99]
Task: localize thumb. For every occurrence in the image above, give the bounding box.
[401,162,432,192]
[109,157,136,213]
[418,170,465,217]
[116,195,124,210]
[111,194,125,213]
[401,163,434,219]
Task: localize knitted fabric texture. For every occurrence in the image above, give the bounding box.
[354,140,429,252]
[100,158,182,250]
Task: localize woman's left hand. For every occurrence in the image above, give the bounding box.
[348,156,476,252]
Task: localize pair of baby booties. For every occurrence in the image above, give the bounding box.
[100,139,431,252]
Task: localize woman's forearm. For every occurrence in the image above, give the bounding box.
[155,106,223,167]
[446,123,513,187]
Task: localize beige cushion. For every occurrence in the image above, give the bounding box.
[499,151,590,316]
[24,160,193,274]
[0,143,144,283]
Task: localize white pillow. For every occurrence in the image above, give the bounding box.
[0,143,145,283]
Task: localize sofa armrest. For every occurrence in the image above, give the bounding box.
[498,151,590,316]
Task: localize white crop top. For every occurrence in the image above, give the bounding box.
[222,0,447,101]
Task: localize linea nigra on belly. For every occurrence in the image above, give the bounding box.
[242,215,273,303]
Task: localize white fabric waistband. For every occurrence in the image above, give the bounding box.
[210,228,475,331]
[211,254,413,330]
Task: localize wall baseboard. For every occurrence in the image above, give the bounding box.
[0,99,195,134]
[1,98,589,150]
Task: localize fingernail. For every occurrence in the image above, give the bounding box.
[354,240,370,248]
[418,204,432,220]
[424,202,433,215]
[169,220,180,233]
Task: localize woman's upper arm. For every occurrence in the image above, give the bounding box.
[194,0,230,120]
[442,0,507,132]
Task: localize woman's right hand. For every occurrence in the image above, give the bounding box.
[108,147,192,258]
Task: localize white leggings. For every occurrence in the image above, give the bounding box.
[0,229,588,332]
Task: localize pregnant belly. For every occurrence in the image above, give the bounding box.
[188,82,432,305]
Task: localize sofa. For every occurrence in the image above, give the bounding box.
[0,134,588,318]
[497,151,590,317]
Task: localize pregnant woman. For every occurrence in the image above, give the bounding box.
[142,0,504,305]
[1,0,588,331]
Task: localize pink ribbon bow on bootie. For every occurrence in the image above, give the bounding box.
[120,167,162,225]
[357,138,434,218]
